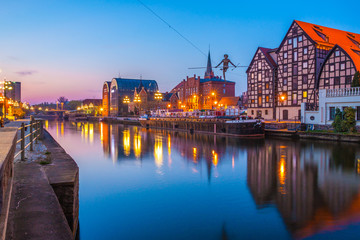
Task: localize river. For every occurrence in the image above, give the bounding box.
[46,121,360,240]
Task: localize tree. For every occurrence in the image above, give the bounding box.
[67,100,82,110]
[351,71,360,87]
[57,96,68,103]
[332,108,344,132]
[343,107,357,133]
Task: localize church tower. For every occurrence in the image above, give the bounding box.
[204,50,214,79]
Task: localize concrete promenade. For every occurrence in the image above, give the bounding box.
[0,120,79,240]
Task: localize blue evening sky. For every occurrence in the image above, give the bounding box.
[0,0,359,104]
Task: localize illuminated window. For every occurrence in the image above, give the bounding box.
[303,91,308,98]
[266,95,269,102]
[292,93,297,105]
[258,73,262,81]
[265,83,269,89]
[258,62,262,69]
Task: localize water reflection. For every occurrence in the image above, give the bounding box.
[48,121,360,239]
[247,140,360,239]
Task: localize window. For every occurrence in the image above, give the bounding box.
[258,73,262,81]
[293,65,298,75]
[330,64,335,71]
[284,52,288,59]
[258,96,262,106]
[346,76,352,84]
[265,110,268,115]
[292,93,297,105]
[325,78,330,86]
[251,73,254,78]
[258,62,262,69]
[357,106,360,120]
[303,91,308,98]
[292,77,298,90]
[293,51,298,61]
[284,65,288,72]
[303,61,308,68]
[304,47,308,54]
[251,110,254,115]
[329,107,335,120]
[265,83,269,89]
[293,38,298,48]
[265,70,269,77]
[335,50,340,57]
[223,89,226,94]
[298,36,303,42]
[340,62,345,70]
[283,78,287,85]
[266,95,269,102]
[302,75,308,84]
[288,39,292,44]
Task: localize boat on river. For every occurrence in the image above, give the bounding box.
[139,116,264,138]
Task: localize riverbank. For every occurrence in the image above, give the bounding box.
[0,121,79,240]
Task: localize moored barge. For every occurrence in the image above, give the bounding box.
[139,117,265,138]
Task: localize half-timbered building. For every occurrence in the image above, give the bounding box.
[247,20,360,121]
[247,47,278,119]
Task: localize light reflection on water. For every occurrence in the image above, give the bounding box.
[46,121,360,240]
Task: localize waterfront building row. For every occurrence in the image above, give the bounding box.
[247,20,360,120]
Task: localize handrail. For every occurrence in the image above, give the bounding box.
[326,87,360,97]
[13,120,43,161]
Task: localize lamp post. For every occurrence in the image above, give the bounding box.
[123,96,130,114]
[154,90,163,115]
[134,94,141,115]
[278,94,286,122]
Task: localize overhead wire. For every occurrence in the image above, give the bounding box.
[137,0,207,57]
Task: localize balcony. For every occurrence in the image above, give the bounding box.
[326,87,360,97]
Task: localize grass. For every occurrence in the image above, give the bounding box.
[39,160,51,165]
[306,129,360,135]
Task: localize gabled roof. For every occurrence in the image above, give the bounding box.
[294,20,360,70]
[246,47,277,73]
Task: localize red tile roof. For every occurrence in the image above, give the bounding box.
[295,20,360,70]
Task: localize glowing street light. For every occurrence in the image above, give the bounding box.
[1,80,13,118]
[278,94,286,122]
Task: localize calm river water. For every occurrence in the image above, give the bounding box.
[46,121,360,240]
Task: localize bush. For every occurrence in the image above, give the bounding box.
[332,108,344,132]
[343,107,356,133]
[352,71,360,87]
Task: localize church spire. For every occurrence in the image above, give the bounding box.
[205,50,214,79]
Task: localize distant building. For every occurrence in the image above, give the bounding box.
[247,20,360,121]
[171,51,235,110]
[6,82,21,102]
[102,81,111,117]
[81,99,102,116]
[109,78,158,116]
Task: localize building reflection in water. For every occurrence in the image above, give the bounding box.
[247,139,360,239]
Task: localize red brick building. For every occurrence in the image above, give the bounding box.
[171,52,235,110]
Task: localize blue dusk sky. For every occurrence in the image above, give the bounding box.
[0,0,359,104]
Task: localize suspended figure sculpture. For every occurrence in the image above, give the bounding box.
[215,54,237,81]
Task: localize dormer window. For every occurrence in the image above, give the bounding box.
[314,29,327,42]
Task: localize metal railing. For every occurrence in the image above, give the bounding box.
[14,120,43,161]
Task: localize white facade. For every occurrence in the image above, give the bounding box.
[301,87,360,125]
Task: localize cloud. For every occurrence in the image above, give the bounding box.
[15,70,37,76]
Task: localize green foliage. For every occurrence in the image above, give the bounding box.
[67,100,82,110]
[343,107,357,133]
[332,107,357,133]
[332,108,344,132]
[351,71,360,87]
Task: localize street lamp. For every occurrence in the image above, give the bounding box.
[134,94,141,115]
[278,94,286,122]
